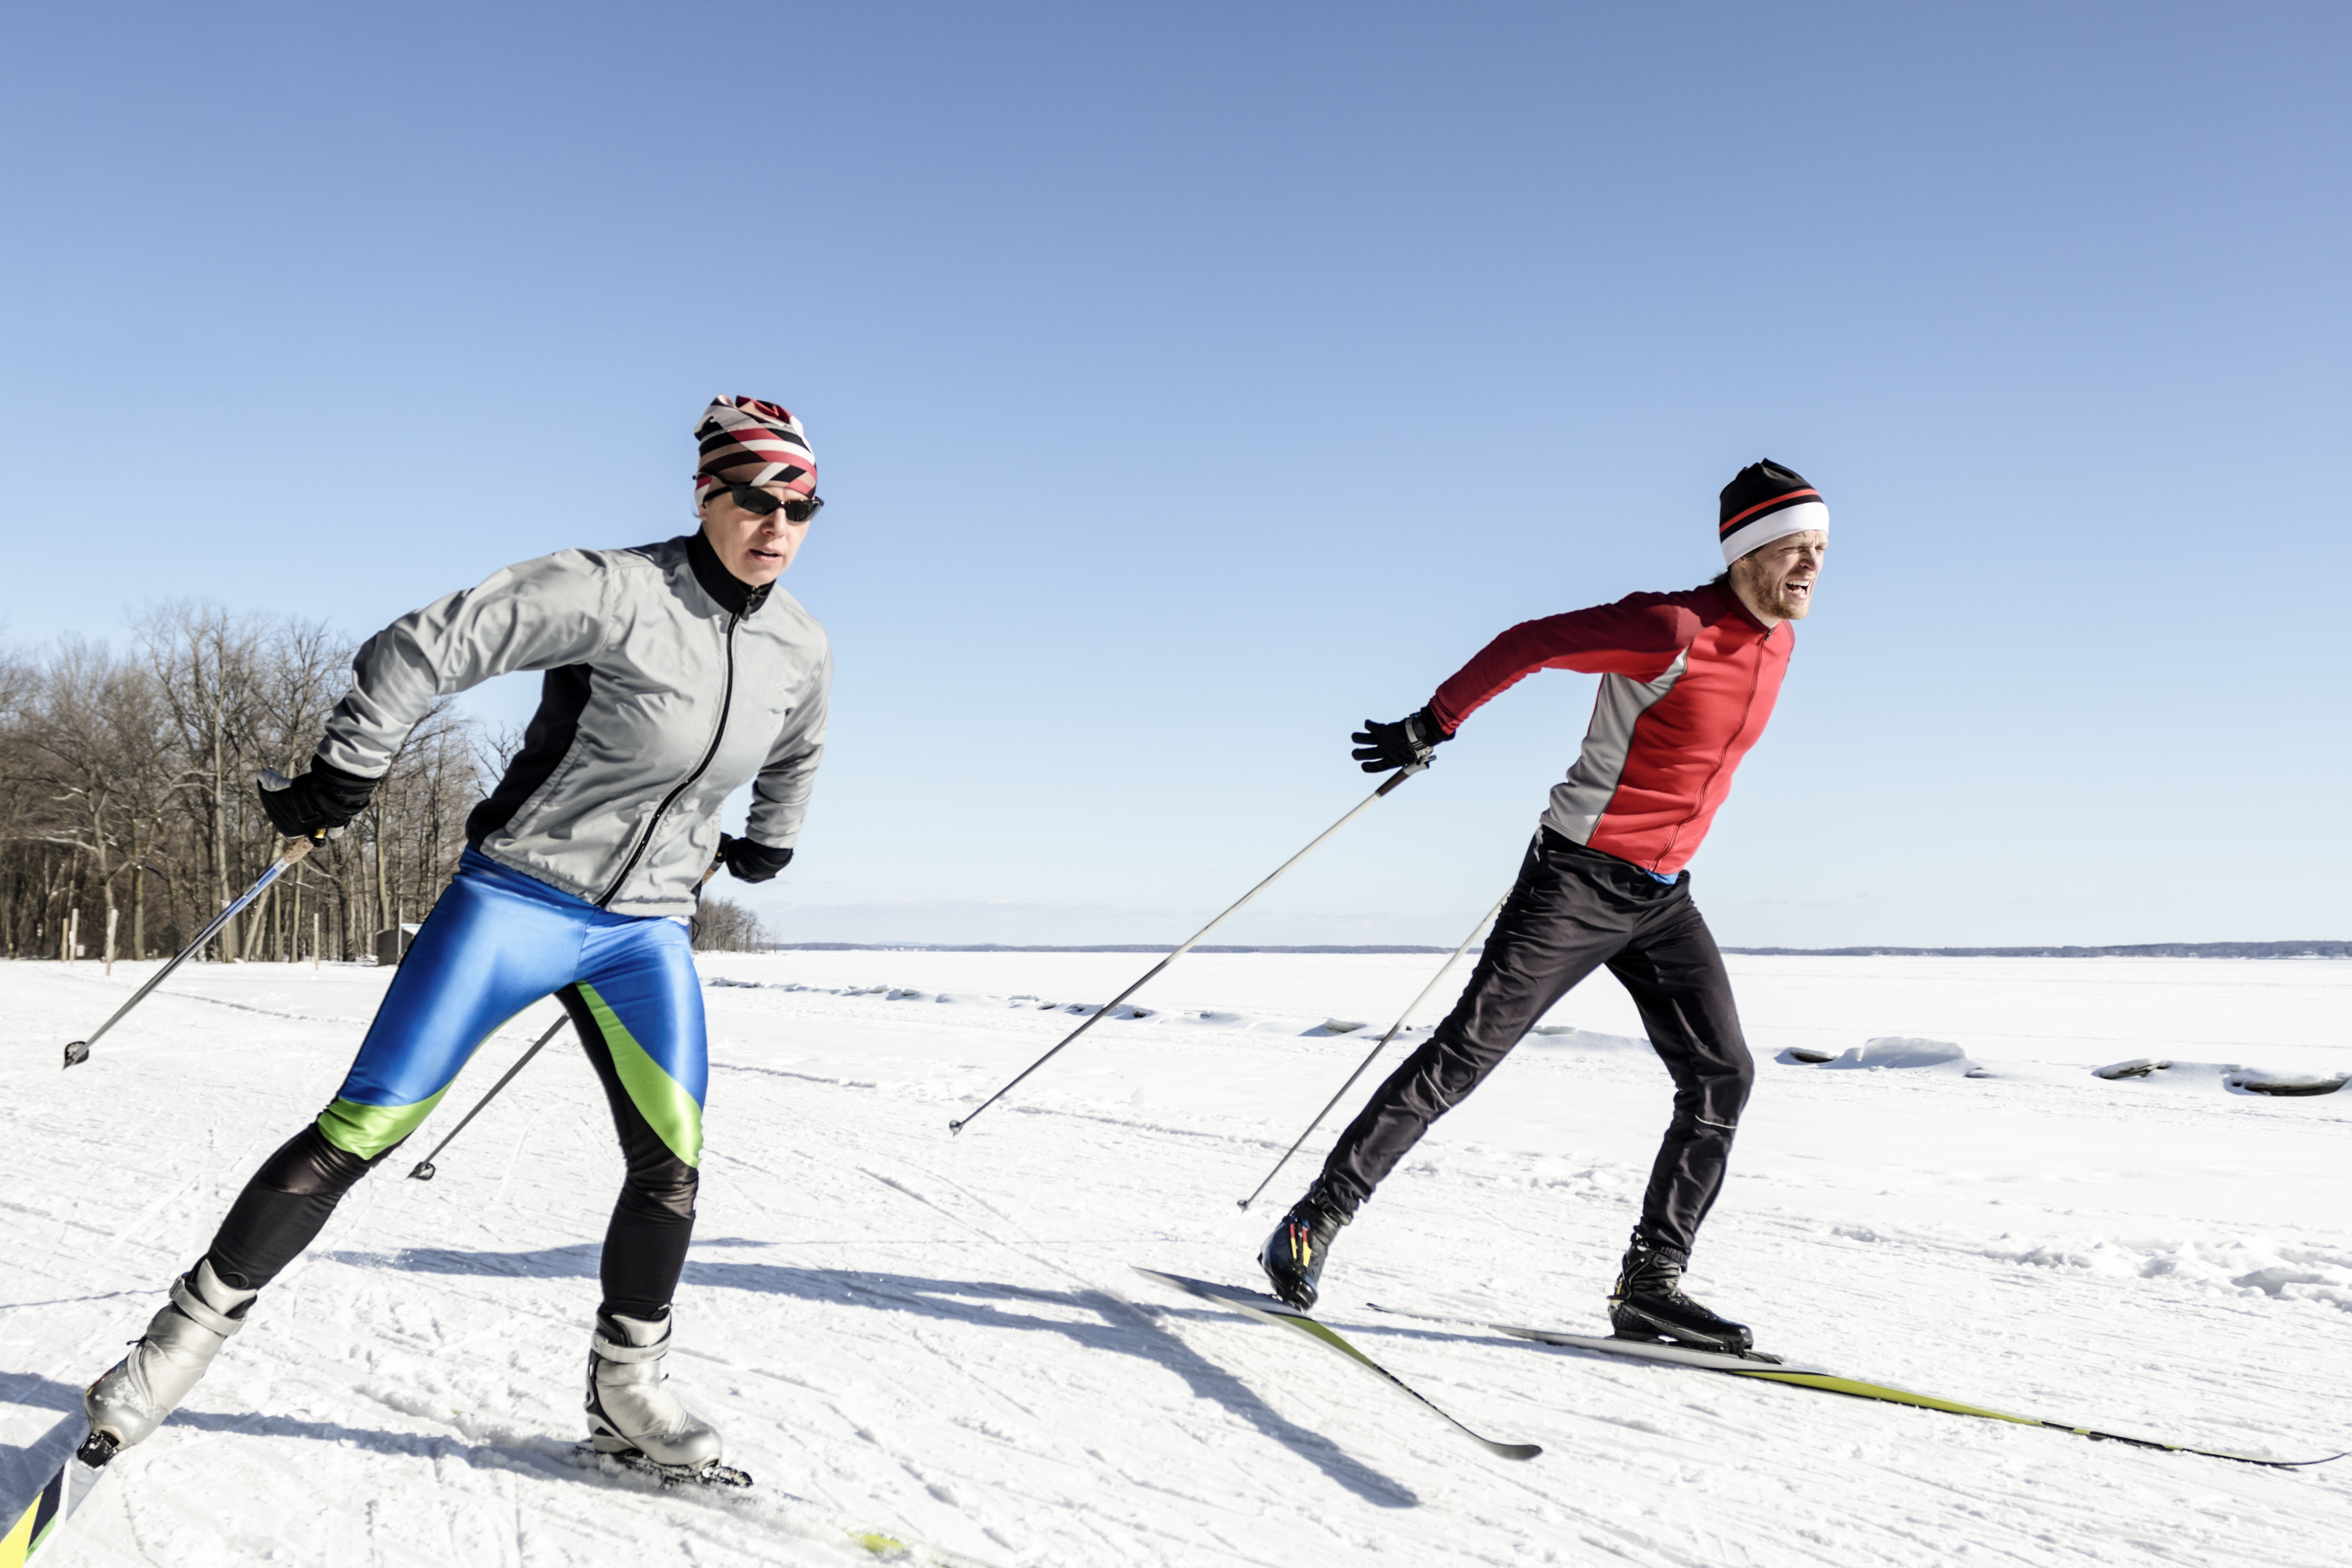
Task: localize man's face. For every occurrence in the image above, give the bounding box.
[699,484,812,586]
[1731,529,1827,623]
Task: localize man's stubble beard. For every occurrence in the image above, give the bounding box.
[1731,561,1811,622]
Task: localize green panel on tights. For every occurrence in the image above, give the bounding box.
[317,1089,451,1161]
[575,982,704,1167]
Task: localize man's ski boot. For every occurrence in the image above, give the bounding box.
[1608,1229,1753,1354]
[1259,1180,1350,1312]
[585,1308,729,1479]
[84,1259,260,1452]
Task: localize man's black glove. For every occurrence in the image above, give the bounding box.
[257,758,378,839]
[718,833,794,884]
[1351,706,1453,774]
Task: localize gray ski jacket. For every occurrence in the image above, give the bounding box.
[317,531,830,916]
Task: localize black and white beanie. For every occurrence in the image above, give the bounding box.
[1718,460,1828,564]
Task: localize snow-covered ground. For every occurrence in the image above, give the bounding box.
[3,950,2348,1566]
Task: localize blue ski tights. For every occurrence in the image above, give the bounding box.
[203,850,709,1317]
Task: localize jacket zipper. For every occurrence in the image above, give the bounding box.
[1656,627,1770,870]
[595,606,741,908]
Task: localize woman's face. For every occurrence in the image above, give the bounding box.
[699,484,812,586]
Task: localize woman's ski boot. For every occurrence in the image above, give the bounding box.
[585,1308,742,1485]
[84,1259,260,1452]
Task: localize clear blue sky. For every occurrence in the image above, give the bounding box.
[2,2,2346,946]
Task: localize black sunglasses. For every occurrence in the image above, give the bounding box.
[720,484,823,523]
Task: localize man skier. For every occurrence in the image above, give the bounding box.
[84,396,831,1479]
[1260,460,1828,1353]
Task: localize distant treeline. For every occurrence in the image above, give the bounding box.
[693,900,771,954]
[1721,942,2352,959]
[1,603,765,964]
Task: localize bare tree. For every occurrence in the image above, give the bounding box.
[2,603,487,968]
[133,603,266,960]
[0,637,50,958]
[18,638,158,954]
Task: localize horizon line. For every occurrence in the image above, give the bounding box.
[734,939,2352,959]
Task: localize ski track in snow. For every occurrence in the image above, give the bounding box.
[3,952,2349,1566]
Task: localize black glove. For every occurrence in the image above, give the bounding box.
[719,833,794,884]
[1351,706,1453,774]
[257,758,378,838]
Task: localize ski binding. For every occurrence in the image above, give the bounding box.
[572,1440,752,1489]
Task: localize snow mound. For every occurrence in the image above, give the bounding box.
[1817,1036,1990,1075]
[1523,1025,1653,1052]
[2231,1069,2350,1097]
[1059,1001,1155,1020]
[2084,1058,2348,1097]
[1985,1233,2352,1314]
[2092,1056,2171,1079]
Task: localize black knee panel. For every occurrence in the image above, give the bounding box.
[206,1123,396,1290]
[255,1123,386,1197]
[602,1159,697,1318]
[616,1159,699,1224]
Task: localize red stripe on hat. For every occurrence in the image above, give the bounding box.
[1718,488,1822,537]
[726,396,797,424]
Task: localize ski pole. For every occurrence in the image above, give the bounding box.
[406,1011,571,1181]
[1235,887,1508,1211]
[62,832,325,1069]
[407,858,725,1182]
[949,764,1427,1136]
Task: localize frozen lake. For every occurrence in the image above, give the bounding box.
[3,950,2347,1565]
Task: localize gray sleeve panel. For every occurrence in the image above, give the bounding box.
[1542,651,1689,844]
[746,639,830,848]
[315,550,614,780]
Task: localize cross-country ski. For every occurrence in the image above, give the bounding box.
[0,1420,110,1566]
[1131,1267,1541,1460]
[1366,1303,2352,1470]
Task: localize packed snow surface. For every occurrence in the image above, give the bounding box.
[4,951,2349,1566]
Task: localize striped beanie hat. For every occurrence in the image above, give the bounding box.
[693,396,818,508]
[1718,460,1828,564]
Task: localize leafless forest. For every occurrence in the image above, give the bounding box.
[1,602,768,967]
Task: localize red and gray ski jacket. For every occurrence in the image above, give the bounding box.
[1427,584,1789,876]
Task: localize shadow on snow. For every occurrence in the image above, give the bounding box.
[0,1367,784,1509]
[324,1241,1422,1506]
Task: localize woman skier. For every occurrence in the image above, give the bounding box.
[84,395,832,1481]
